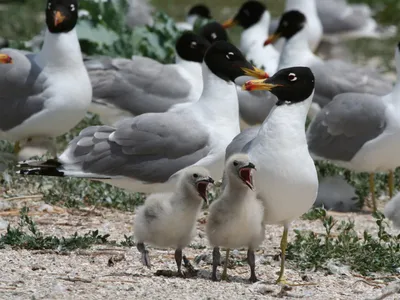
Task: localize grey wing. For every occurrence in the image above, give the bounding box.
[317,0,371,33]
[0,49,47,131]
[225,127,260,161]
[238,90,276,125]
[307,93,386,162]
[312,60,392,107]
[61,111,210,183]
[85,56,193,116]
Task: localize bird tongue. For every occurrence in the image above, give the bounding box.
[240,168,253,189]
[196,182,209,202]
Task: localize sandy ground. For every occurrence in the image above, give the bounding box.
[0,196,399,300]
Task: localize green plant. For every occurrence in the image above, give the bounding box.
[0,207,111,251]
[287,211,400,276]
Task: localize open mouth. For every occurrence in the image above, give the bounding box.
[196,182,209,202]
[239,168,253,190]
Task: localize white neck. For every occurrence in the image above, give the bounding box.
[175,55,202,76]
[279,29,317,69]
[240,11,270,54]
[186,15,198,25]
[225,179,253,202]
[257,94,313,149]
[193,63,239,121]
[36,29,85,70]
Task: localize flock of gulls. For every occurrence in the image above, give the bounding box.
[1,0,400,284]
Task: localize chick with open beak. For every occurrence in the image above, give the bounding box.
[0,54,13,64]
[195,173,214,205]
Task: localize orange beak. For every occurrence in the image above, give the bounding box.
[0,54,13,64]
[242,79,283,92]
[54,11,66,27]
[264,33,282,46]
[241,67,269,79]
[222,18,237,29]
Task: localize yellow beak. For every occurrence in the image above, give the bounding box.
[0,54,13,64]
[264,33,282,46]
[222,18,238,29]
[242,79,283,91]
[241,67,269,79]
[54,11,66,27]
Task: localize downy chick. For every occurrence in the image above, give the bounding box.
[206,153,264,282]
[134,166,214,276]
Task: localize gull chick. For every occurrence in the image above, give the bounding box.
[206,154,264,282]
[134,166,214,276]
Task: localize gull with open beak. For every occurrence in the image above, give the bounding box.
[134,166,214,276]
[0,0,91,159]
[207,154,264,282]
[226,67,318,284]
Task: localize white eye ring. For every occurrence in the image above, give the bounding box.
[288,73,297,82]
[190,41,197,48]
[48,3,52,10]
[70,4,75,11]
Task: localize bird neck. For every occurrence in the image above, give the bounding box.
[175,56,202,80]
[36,29,85,70]
[258,95,312,148]
[279,30,316,69]
[240,11,271,54]
[195,63,239,120]
[173,187,203,211]
[224,180,253,202]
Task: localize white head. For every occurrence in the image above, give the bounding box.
[225,153,256,190]
[178,166,214,204]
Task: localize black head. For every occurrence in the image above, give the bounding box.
[223,1,267,30]
[188,4,212,19]
[245,67,315,105]
[46,0,78,33]
[175,31,211,63]
[204,41,267,82]
[272,10,306,42]
[199,22,229,44]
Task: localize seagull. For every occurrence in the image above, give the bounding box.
[206,153,264,282]
[222,0,280,76]
[307,43,400,212]
[176,4,212,31]
[317,0,396,42]
[0,0,92,157]
[226,67,318,283]
[265,10,393,115]
[199,21,229,44]
[270,0,323,52]
[134,166,213,275]
[85,31,210,125]
[18,41,268,193]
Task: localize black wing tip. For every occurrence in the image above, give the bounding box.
[17,168,65,177]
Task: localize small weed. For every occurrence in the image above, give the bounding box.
[0,207,111,251]
[119,234,135,247]
[287,211,400,276]
[302,207,327,221]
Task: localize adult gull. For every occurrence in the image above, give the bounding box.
[18,41,268,193]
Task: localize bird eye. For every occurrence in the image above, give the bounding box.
[190,41,197,49]
[233,161,238,166]
[288,73,297,82]
[211,33,217,40]
[283,21,288,27]
[70,4,75,11]
[47,3,52,10]
[225,52,234,60]
[193,173,199,178]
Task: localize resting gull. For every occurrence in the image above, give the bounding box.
[0,0,92,156]
[307,43,400,212]
[18,41,268,193]
[176,4,212,31]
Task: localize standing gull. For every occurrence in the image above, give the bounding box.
[384,192,400,228]
[226,67,318,283]
[266,10,392,114]
[222,1,279,75]
[18,41,267,193]
[206,154,264,282]
[134,166,213,276]
[85,31,210,125]
[0,0,92,156]
[307,43,400,212]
